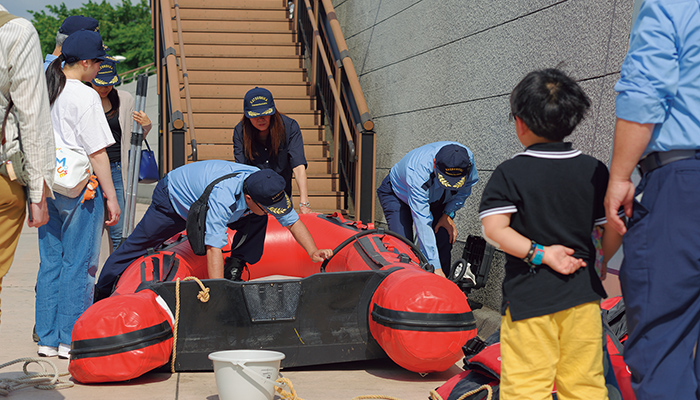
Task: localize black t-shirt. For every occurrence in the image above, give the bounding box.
[232,114,307,195]
[479,142,608,321]
[105,110,121,163]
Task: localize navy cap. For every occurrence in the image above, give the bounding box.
[244,170,293,217]
[92,59,121,86]
[58,16,99,35]
[243,87,276,118]
[434,144,472,189]
[61,30,109,64]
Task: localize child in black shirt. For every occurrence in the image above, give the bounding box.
[479,69,622,400]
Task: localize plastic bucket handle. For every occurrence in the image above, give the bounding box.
[231,360,286,389]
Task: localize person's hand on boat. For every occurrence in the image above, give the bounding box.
[310,248,333,262]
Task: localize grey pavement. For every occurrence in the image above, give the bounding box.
[0,202,500,400]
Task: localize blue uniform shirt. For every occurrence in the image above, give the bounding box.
[389,141,478,269]
[44,54,58,71]
[167,160,299,249]
[615,0,700,155]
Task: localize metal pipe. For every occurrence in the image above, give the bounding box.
[122,74,149,239]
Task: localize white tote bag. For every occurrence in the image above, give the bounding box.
[54,146,92,198]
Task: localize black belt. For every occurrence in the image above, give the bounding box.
[637,149,700,175]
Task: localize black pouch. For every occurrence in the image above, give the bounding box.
[186,173,239,255]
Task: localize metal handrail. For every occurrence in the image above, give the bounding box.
[172,0,197,162]
[319,0,373,132]
[154,0,185,171]
[301,0,355,158]
[296,0,376,222]
[118,62,155,85]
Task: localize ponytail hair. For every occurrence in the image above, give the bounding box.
[46,54,67,106]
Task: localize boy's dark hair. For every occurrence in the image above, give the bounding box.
[510,69,591,141]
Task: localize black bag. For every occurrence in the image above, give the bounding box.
[186,173,239,255]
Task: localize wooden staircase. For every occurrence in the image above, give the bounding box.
[167,0,343,213]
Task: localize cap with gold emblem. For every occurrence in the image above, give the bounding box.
[243,87,276,118]
[434,144,472,189]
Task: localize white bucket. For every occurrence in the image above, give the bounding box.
[208,350,286,400]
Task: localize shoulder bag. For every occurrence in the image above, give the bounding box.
[186,172,240,255]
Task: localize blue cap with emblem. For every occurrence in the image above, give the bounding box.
[243,87,276,118]
[243,169,293,217]
[92,59,121,86]
[434,144,472,189]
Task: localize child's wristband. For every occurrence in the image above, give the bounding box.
[531,244,545,265]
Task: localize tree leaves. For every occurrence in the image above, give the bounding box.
[29,0,153,74]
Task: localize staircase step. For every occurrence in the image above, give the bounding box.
[178,20,294,32]
[185,98,317,113]
[290,193,346,212]
[185,56,303,71]
[179,43,300,57]
[192,128,324,144]
[176,0,286,9]
[182,70,306,84]
[299,174,341,192]
[175,31,295,45]
[192,112,321,128]
[173,9,289,21]
[187,83,310,99]
[191,142,327,160]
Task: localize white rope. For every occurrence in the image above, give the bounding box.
[0,357,73,396]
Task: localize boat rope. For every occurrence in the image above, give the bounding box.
[0,357,73,396]
[275,377,305,400]
[428,384,493,400]
[172,276,210,373]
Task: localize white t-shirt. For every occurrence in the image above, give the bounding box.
[50,79,114,156]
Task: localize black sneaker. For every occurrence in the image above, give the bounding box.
[223,257,247,281]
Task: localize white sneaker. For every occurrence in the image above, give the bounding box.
[38,345,58,357]
[58,343,70,359]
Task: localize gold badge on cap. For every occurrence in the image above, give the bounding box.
[268,195,292,215]
[437,173,466,189]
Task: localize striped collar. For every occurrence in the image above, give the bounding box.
[513,142,581,159]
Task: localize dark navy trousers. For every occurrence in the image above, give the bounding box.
[96,175,268,295]
[376,175,452,274]
[620,157,700,399]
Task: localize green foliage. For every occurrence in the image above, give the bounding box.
[29,0,153,74]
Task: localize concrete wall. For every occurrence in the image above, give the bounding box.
[331,0,634,310]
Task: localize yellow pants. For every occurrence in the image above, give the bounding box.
[0,174,26,324]
[500,300,607,400]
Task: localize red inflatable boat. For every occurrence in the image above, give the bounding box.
[69,213,477,383]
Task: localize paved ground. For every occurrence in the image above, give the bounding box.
[0,203,500,400]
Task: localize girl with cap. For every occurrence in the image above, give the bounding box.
[38,30,119,358]
[88,59,152,252]
[232,87,312,214]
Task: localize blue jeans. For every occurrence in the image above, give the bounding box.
[107,161,125,251]
[36,186,104,347]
